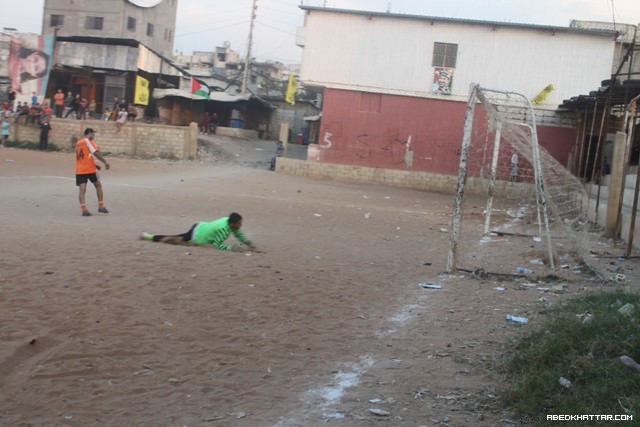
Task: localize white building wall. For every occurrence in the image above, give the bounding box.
[300,10,617,107]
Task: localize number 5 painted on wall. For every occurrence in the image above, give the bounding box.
[321,131,333,149]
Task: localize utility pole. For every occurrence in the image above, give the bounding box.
[241,0,258,93]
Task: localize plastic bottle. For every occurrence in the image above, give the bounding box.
[506,314,528,324]
[516,266,533,274]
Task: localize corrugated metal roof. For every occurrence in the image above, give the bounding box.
[299,6,619,38]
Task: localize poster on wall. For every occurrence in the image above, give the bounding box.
[432,67,453,95]
[9,34,54,98]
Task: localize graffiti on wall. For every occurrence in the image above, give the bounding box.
[355,131,414,168]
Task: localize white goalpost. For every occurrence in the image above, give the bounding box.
[446,84,602,277]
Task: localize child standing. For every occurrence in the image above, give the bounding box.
[1,116,10,147]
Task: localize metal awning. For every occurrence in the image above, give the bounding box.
[152,88,251,102]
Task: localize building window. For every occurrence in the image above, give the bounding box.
[127,17,136,31]
[147,23,154,36]
[432,42,458,68]
[85,16,103,30]
[50,14,64,27]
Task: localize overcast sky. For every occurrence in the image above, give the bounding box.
[2,0,640,65]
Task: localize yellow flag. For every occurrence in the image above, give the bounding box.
[285,73,298,105]
[531,84,555,105]
[134,75,150,106]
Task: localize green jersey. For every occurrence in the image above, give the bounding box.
[192,217,250,250]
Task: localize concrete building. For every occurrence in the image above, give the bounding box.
[296,6,635,177]
[42,0,178,58]
[37,0,183,119]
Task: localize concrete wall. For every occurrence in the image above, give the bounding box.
[43,0,178,58]
[586,170,640,249]
[314,88,577,176]
[276,156,531,199]
[300,9,616,107]
[9,118,198,160]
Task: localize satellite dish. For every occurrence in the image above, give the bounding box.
[127,0,163,7]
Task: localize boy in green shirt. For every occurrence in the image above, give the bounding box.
[141,212,256,252]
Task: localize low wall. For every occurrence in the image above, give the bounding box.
[586,170,640,250]
[215,127,258,140]
[10,119,199,160]
[275,156,531,198]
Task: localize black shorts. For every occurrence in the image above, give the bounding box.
[76,173,98,186]
[183,223,198,241]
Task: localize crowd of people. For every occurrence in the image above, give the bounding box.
[1,90,53,150]
[0,89,144,150]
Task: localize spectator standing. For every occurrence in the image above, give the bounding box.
[78,97,88,120]
[1,116,10,147]
[7,89,16,109]
[53,89,64,117]
[127,103,137,122]
[39,115,52,150]
[62,91,74,118]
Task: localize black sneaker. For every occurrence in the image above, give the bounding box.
[98,207,109,214]
[82,210,92,216]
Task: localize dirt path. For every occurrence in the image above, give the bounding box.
[0,146,629,426]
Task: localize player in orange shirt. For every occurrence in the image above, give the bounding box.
[75,128,110,216]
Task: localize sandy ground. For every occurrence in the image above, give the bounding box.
[0,139,633,427]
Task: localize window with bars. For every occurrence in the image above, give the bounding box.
[147,23,154,37]
[432,42,458,68]
[50,14,64,27]
[85,16,103,30]
[127,17,136,31]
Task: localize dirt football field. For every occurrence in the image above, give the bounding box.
[0,145,625,426]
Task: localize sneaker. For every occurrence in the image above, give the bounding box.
[98,207,109,214]
[140,232,154,241]
[82,210,92,217]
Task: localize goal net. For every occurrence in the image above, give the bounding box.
[445,84,603,277]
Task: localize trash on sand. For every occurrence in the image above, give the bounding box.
[576,312,593,323]
[419,282,442,289]
[369,408,390,416]
[516,266,534,274]
[313,213,322,217]
[532,236,542,242]
[558,377,572,388]
[614,273,627,283]
[506,314,528,324]
[439,228,449,233]
[494,287,506,293]
[472,268,488,279]
[618,303,635,317]
[620,355,640,372]
[229,411,246,419]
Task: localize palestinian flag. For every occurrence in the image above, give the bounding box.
[191,78,210,99]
